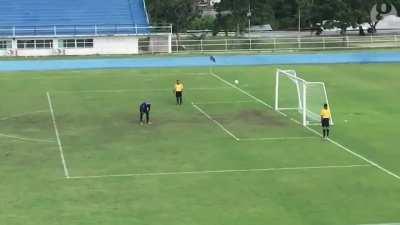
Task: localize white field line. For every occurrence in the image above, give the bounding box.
[192,102,240,141]
[209,70,400,181]
[209,71,274,109]
[68,164,371,180]
[291,118,303,125]
[0,110,48,121]
[53,86,230,94]
[358,223,400,225]
[240,137,318,142]
[46,92,70,178]
[0,133,56,143]
[195,100,255,105]
[276,110,288,117]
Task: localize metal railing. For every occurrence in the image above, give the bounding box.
[155,35,400,53]
[0,24,172,37]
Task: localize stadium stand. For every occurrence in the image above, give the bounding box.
[0,0,171,56]
[0,0,149,35]
[0,0,149,25]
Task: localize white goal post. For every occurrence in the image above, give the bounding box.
[274,69,334,126]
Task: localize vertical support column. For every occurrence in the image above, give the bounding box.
[296,80,302,110]
[175,36,179,53]
[275,70,280,111]
[302,82,307,126]
[249,38,252,50]
[150,36,154,54]
[53,38,59,49]
[298,37,301,49]
[11,39,17,49]
[168,34,172,53]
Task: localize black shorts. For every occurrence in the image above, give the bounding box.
[176,91,182,97]
[321,118,330,127]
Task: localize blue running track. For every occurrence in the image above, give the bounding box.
[0,52,400,72]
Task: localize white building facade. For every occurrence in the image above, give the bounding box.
[0,26,172,57]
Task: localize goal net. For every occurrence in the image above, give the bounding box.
[274,69,333,126]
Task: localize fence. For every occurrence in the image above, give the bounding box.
[0,24,172,37]
[140,35,400,53]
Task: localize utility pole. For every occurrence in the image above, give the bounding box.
[247,3,252,35]
[298,6,301,34]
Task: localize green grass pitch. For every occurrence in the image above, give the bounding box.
[0,64,400,225]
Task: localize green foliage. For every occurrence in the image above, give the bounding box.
[271,0,298,29]
[308,0,355,34]
[251,0,275,27]
[146,0,400,34]
[145,0,199,33]
[189,16,215,30]
[214,0,250,35]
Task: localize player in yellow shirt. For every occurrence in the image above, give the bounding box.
[173,80,184,105]
[320,103,332,139]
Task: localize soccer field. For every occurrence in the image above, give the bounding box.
[1,63,400,225]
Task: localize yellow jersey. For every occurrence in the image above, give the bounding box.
[320,108,331,119]
[175,83,184,92]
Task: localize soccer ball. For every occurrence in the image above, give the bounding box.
[234,80,239,84]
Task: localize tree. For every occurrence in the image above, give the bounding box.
[189,16,215,31]
[215,0,250,35]
[272,0,298,29]
[145,0,199,34]
[145,0,400,36]
[296,0,314,30]
[306,0,400,35]
[251,0,275,27]
[306,0,355,35]
[214,0,275,35]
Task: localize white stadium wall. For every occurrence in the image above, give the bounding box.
[61,37,140,56]
[0,36,144,57]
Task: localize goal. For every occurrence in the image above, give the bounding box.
[274,69,333,126]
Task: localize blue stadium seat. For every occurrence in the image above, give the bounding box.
[0,0,150,36]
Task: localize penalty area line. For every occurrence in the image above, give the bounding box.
[68,164,371,180]
[209,69,400,181]
[209,70,274,110]
[0,133,56,143]
[240,136,318,142]
[192,102,240,141]
[46,92,70,179]
[194,100,255,105]
[0,110,49,121]
[53,87,230,94]
[358,223,400,225]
